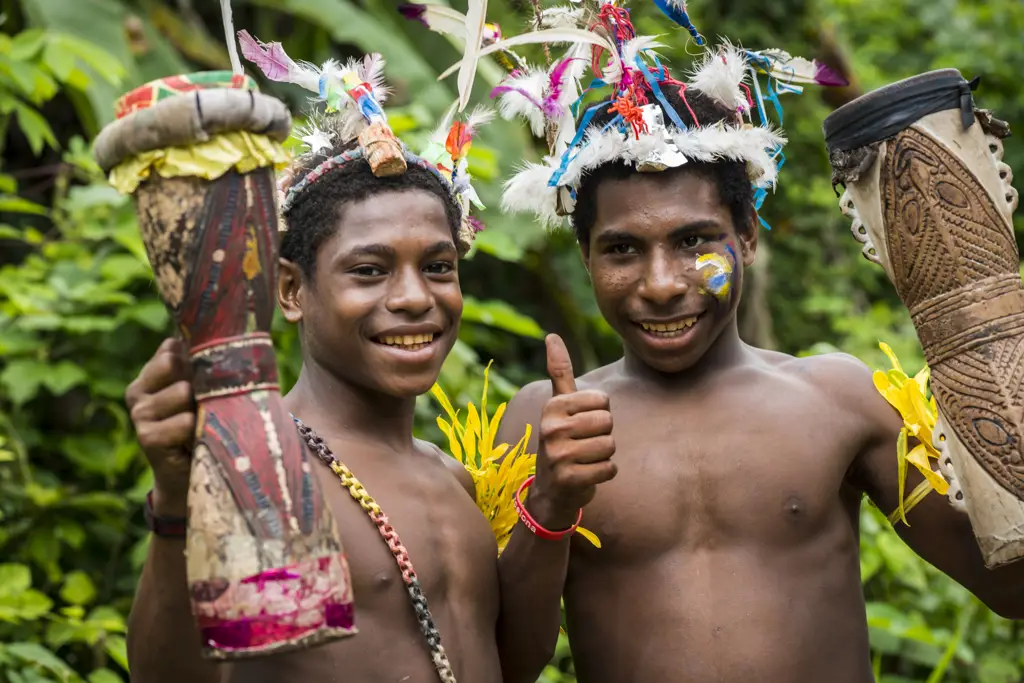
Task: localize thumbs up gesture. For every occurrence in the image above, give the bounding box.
[528,334,618,530]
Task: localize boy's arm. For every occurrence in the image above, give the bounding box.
[832,355,1024,619]
[493,336,617,683]
[125,340,222,683]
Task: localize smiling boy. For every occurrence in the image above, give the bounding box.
[123,47,558,683]
[485,10,1024,683]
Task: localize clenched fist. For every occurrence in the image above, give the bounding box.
[528,334,617,530]
[125,338,196,516]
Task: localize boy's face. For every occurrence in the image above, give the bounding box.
[582,169,757,374]
[280,189,462,398]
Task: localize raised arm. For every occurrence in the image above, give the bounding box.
[494,335,617,683]
[837,355,1024,619]
[124,339,222,683]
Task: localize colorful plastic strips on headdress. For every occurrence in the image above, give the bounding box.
[411,1,846,230]
[236,30,491,253]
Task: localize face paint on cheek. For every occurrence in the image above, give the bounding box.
[696,252,733,301]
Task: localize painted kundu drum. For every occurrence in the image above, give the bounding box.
[93,73,356,658]
[823,69,1024,567]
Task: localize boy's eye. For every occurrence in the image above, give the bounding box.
[607,243,638,255]
[425,261,455,275]
[351,265,385,277]
[681,235,708,248]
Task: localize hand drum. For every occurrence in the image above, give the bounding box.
[94,72,357,657]
[824,69,1024,567]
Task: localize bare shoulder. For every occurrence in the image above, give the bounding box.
[416,438,475,499]
[770,350,897,433]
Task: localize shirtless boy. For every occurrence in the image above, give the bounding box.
[122,52,556,680]
[492,47,1024,683]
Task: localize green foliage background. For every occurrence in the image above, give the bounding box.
[0,1,1022,681]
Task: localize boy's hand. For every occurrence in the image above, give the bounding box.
[530,334,617,530]
[125,338,195,516]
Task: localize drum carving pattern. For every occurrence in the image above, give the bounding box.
[882,127,1024,501]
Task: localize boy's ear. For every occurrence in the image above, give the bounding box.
[278,258,304,323]
[740,209,758,267]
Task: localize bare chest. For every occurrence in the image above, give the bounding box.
[573,386,863,562]
[311,456,498,609]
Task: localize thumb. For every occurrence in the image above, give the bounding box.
[546,334,577,396]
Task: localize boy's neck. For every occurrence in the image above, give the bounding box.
[623,315,751,387]
[283,358,418,454]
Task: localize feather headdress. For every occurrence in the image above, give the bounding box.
[401,0,846,229]
[236,28,494,253]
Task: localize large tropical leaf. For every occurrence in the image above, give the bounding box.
[19,0,191,133]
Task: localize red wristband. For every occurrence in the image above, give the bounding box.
[144,490,188,538]
[513,475,582,541]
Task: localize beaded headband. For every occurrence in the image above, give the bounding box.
[403,1,847,230]
[236,30,491,253]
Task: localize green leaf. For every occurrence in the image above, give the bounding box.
[0,194,48,215]
[6,642,80,681]
[103,635,128,671]
[9,30,47,61]
[0,564,32,596]
[13,101,59,155]
[472,228,526,262]
[119,300,169,332]
[0,173,17,193]
[49,34,125,86]
[978,652,1020,683]
[462,297,545,339]
[88,670,122,683]
[42,39,76,81]
[60,571,96,606]
[0,358,48,405]
[86,606,126,633]
[42,361,87,395]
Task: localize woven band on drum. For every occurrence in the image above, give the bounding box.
[912,274,1024,367]
[190,333,280,401]
[823,69,979,153]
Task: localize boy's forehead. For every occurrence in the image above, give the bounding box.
[593,171,731,235]
[331,191,453,248]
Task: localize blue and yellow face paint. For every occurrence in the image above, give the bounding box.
[696,252,733,301]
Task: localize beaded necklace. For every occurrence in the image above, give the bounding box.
[292,417,457,683]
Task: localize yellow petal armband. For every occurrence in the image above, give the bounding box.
[430,361,601,554]
[874,342,949,525]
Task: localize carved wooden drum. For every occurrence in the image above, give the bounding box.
[94,72,356,657]
[823,69,1024,567]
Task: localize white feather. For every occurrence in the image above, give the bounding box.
[688,41,750,112]
[421,5,469,37]
[358,54,390,104]
[465,105,495,133]
[539,6,585,29]
[456,0,487,111]
[494,68,548,137]
[221,0,242,74]
[501,163,563,229]
[621,36,665,70]
[438,27,619,82]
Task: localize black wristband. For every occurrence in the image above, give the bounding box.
[144,490,187,537]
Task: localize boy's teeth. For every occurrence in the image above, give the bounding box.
[640,317,697,333]
[381,333,435,347]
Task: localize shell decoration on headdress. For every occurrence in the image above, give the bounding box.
[403,0,848,230]
[235,29,493,254]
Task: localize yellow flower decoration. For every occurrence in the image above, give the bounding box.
[873,342,950,525]
[431,361,601,553]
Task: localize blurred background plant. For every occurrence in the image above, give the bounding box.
[0,1,1022,681]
